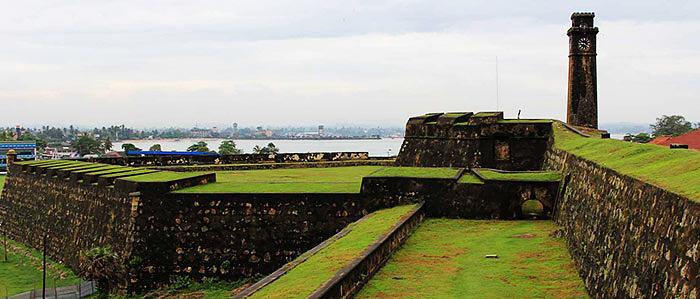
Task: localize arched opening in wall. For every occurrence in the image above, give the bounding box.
[521,200,544,219]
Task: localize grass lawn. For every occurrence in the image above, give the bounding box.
[554,122,700,200]
[498,119,554,124]
[357,220,586,298]
[0,175,5,193]
[120,171,207,182]
[249,204,419,299]
[367,167,461,179]
[475,169,562,182]
[176,166,383,193]
[0,239,81,297]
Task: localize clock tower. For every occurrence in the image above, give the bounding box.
[567,12,599,129]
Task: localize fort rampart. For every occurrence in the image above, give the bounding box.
[544,147,699,298]
[85,152,370,167]
[396,112,551,170]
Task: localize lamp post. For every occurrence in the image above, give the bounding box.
[42,234,47,299]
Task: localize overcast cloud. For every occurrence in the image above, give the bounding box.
[1,0,699,127]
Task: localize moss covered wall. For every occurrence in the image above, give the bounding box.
[545,147,699,298]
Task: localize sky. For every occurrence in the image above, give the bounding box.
[1,1,699,128]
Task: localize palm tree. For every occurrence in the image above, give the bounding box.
[79,246,122,296]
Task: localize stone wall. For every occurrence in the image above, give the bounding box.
[0,163,137,281]
[151,159,393,172]
[85,152,370,167]
[395,112,551,170]
[130,192,369,290]
[544,147,699,298]
[361,175,558,219]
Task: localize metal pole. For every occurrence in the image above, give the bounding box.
[2,221,6,262]
[42,235,47,299]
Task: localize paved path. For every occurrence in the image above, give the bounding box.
[8,281,96,299]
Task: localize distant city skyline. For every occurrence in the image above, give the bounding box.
[2,1,699,127]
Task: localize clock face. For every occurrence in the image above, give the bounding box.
[578,38,591,51]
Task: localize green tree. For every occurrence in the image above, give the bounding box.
[73,135,104,156]
[79,246,123,296]
[18,132,47,149]
[149,144,162,151]
[624,132,652,143]
[187,141,210,152]
[253,142,279,154]
[121,143,141,153]
[218,140,242,155]
[651,115,693,137]
[102,137,113,151]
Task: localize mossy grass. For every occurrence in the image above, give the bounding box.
[0,238,80,296]
[69,165,124,174]
[473,112,501,117]
[100,169,159,178]
[367,166,460,179]
[249,204,419,299]
[87,167,144,176]
[357,220,586,298]
[44,162,98,170]
[457,172,484,184]
[498,119,554,124]
[475,169,562,182]
[176,166,382,193]
[121,171,209,182]
[554,122,700,200]
[15,160,65,165]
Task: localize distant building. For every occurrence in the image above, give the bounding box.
[0,141,37,171]
[318,125,325,136]
[649,129,700,150]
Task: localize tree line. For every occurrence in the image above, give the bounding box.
[625,115,699,143]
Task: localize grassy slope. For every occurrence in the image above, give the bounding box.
[554,123,700,200]
[358,220,586,298]
[249,204,418,299]
[0,238,80,296]
[367,167,460,178]
[476,169,562,182]
[177,166,383,193]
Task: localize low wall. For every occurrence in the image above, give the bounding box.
[151,160,394,172]
[309,203,425,298]
[85,152,370,167]
[361,176,558,219]
[544,147,699,298]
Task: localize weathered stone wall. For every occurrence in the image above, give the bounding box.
[0,163,137,278]
[85,152,370,167]
[129,192,369,289]
[361,176,558,219]
[396,112,551,170]
[151,159,393,172]
[544,147,699,298]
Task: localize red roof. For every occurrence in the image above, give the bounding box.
[649,128,700,150]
